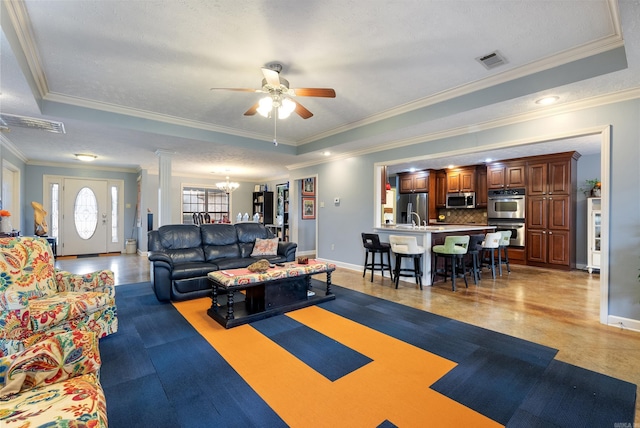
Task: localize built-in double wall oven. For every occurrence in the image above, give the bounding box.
[487,188,526,247]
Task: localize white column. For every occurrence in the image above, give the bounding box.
[155,150,173,226]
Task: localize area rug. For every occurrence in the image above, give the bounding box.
[100,282,636,427]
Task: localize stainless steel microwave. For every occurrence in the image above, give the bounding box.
[446,192,476,209]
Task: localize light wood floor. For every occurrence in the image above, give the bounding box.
[56,254,639,422]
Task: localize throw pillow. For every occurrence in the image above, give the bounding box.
[250,237,278,256]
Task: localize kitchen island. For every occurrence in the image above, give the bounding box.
[373,224,495,287]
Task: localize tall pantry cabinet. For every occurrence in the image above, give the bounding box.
[525,151,580,270]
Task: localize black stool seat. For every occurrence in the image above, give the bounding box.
[361,233,394,282]
[466,234,485,284]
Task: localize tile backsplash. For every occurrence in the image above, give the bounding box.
[436,209,487,224]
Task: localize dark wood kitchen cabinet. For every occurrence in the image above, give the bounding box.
[398,171,429,193]
[487,162,526,190]
[435,170,447,207]
[525,152,579,270]
[446,167,476,193]
[476,166,487,208]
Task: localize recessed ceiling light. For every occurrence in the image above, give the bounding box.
[448,164,454,169]
[75,154,97,162]
[409,167,416,172]
[535,96,559,106]
[323,151,331,156]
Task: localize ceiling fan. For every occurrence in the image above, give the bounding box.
[210,63,336,120]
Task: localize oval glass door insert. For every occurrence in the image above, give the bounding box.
[74,187,98,239]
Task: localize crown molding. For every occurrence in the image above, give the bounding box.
[2,0,49,98]
[287,86,640,171]
[0,133,29,163]
[298,0,624,146]
[26,160,139,173]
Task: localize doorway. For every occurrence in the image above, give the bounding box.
[44,175,124,256]
[62,178,108,255]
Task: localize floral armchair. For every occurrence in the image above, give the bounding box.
[0,329,107,427]
[0,236,118,357]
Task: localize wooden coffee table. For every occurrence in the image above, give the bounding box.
[207,261,336,328]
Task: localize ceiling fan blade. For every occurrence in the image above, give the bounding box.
[210,88,262,93]
[261,67,281,87]
[244,103,259,116]
[294,101,313,119]
[290,88,336,98]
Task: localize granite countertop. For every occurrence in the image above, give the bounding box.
[375,224,495,233]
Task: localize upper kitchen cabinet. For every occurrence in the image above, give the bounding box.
[487,161,526,189]
[446,167,476,193]
[398,171,429,193]
[527,152,580,196]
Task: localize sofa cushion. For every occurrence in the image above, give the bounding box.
[27,291,114,334]
[236,223,274,258]
[0,330,100,399]
[171,262,218,280]
[158,224,202,249]
[250,237,279,256]
[165,247,206,264]
[0,237,58,301]
[201,223,241,262]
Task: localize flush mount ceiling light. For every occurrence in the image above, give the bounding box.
[216,176,239,194]
[75,154,97,162]
[535,96,559,106]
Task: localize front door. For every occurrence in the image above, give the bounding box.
[63,178,108,255]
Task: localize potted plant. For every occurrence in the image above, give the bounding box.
[581,178,601,197]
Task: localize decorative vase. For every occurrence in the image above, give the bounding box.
[591,188,601,197]
[0,218,12,234]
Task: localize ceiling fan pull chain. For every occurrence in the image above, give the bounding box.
[273,111,278,146]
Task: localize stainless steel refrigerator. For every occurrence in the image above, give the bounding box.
[396,193,428,225]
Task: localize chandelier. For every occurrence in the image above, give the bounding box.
[216,176,239,194]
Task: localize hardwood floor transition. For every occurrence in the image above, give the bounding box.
[55,253,640,423]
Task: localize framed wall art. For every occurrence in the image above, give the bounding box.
[302,197,316,220]
[302,177,315,196]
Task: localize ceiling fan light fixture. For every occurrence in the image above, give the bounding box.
[278,98,296,119]
[216,176,240,194]
[257,96,273,117]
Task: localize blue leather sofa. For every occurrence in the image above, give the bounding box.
[147,223,297,301]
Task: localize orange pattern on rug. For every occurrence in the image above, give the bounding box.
[173,298,502,427]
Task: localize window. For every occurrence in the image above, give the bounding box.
[111,186,119,243]
[74,187,98,239]
[182,187,230,224]
[50,183,59,238]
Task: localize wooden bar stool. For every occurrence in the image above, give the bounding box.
[432,235,470,291]
[389,235,424,289]
[361,233,394,282]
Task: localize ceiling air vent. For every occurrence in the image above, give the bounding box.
[0,113,66,134]
[476,51,507,70]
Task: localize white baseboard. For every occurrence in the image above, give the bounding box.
[297,250,316,257]
[607,315,640,333]
[313,257,364,274]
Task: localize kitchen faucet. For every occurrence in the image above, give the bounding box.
[410,212,421,229]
